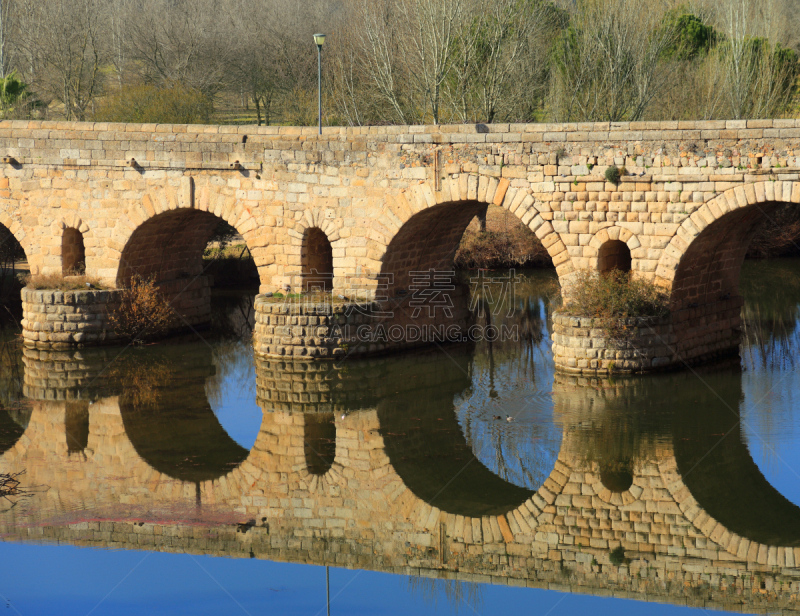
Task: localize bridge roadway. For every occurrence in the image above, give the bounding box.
[1,346,800,612]
[2,119,800,371]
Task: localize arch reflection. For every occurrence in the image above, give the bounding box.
[553,364,800,548]
[22,343,250,484]
[255,348,536,517]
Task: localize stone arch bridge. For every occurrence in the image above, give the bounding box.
[2,118,800,372]
[2,346,800,612]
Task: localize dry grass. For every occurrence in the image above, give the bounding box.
[562,270,669,340]
[24,273,106,290]
[455,206,550,269]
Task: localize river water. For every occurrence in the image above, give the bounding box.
[1,261,800,615]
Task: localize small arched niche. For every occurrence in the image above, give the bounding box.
[62,228,86,275]
[598,239,631,273]
[304,413,336,476]
[302,228,333,292]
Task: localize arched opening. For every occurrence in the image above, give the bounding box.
[303,413,336,475]
[119,345,249,485]
[667,199,797,364]
[302,227,333,292]
[377,348,534,517]
[598,240,631,273]
[672,366,800,546]
[0,407,29,455]
[62,228,86,275]
[670,204,774,310]
[381,202,486,296]
[0,222,27,322]
[456,204,550,269]
[118,210,260,334]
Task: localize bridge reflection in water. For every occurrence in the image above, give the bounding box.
[2,345,800,613]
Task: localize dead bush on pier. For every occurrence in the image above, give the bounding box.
[109,275,175,343]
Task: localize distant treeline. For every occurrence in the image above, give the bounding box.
[0,0,797,125]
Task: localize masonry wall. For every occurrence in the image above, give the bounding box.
[2,119,800,292]
[551,301,743,375]
[3,119,800,362]
[21,288,121,348]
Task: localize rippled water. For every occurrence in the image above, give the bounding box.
[1,262,800,615]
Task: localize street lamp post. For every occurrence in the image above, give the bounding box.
[314,33,326,135]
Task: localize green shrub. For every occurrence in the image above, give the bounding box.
[605,165,623,186]
[94,82,212,124]
[609,546,628,566]
[563,269,669,340]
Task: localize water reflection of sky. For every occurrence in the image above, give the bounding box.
[2,543,705,616]
[4,261,800,614]
[205,339,262,450]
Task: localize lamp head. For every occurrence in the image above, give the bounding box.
[314,33,326,47]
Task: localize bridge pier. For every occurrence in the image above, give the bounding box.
[252,285,473,358]
[20,277,213,349]
[552,296,743,375]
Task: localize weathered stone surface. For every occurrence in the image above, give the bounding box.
[2,119,797,366]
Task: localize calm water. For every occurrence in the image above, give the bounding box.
[1,262,800,615]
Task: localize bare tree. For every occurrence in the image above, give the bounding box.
[550,0,681,122]
[0,0,12,79]
[397,0,466,124]
[355,0,415,124]
[447,0,561,123]
[15,0,105,120]
[715,0,798,118]
[124,0,234,97]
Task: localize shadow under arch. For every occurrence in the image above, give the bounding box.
[0,219,28,320]
[115,207,260,295]
[374,348,534,517]
[671,364,800,547]
[380,200,486,296]
[668,202,780,311]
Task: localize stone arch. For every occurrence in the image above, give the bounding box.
[597,240,632,273]
[301,227,334,292]
[109,182,269,291]
[376,349,535,517]
[285,211,341,292]
[377,174,571,296]
[112,188,267,327]
[0,210,32,273]
[0,406,30,456]
[61,228,86,275]
[655,180,800,303]
[49,215,92,277]
[234,408,347,495]
[587,226,642,274]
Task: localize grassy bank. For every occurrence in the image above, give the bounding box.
[454,206,551,270]
[203,243,260,289]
